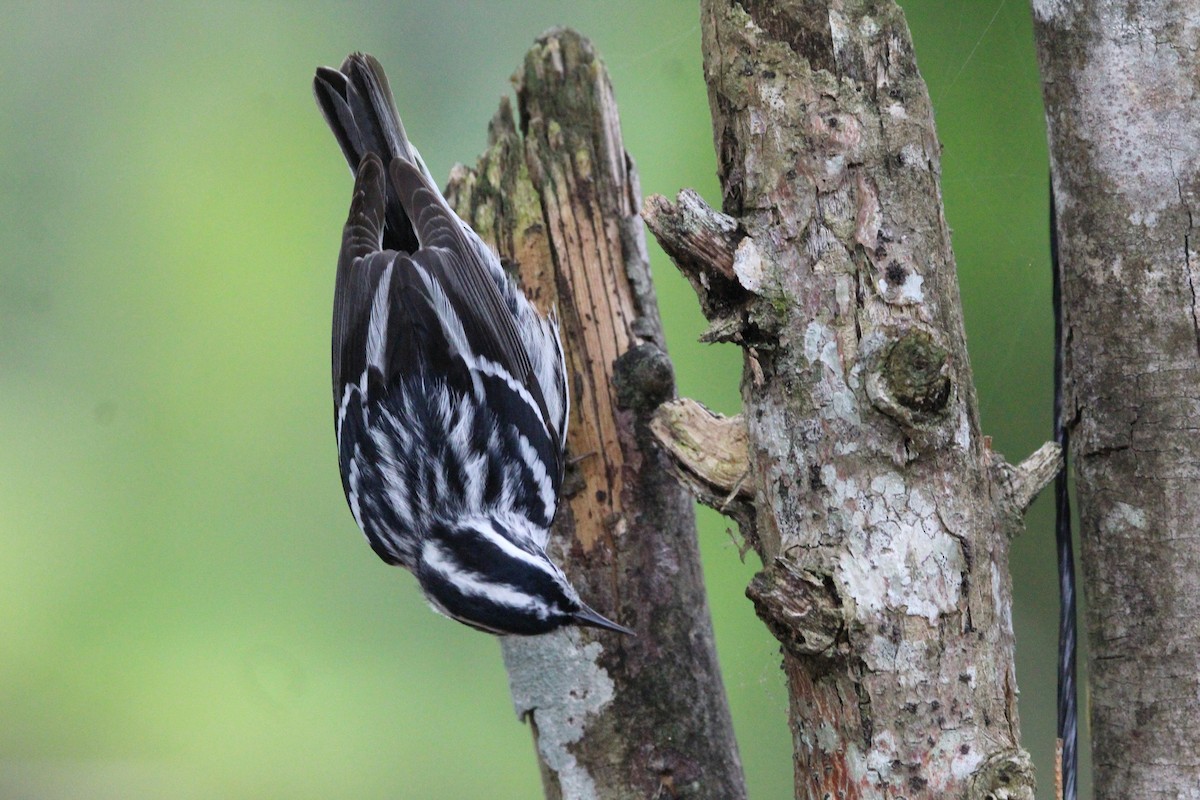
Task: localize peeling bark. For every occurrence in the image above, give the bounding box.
[1033,3,1200,796]
[644,2,1058,796]
[444,29,745,800]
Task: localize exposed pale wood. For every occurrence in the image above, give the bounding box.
[994,441,1063,515]
[649,400,751,500]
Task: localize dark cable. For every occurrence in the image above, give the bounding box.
[1051,181,1078,800]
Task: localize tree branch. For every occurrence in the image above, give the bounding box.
[1034,3,1200,796]
[446,28,745,800]
[642,2,1059,795]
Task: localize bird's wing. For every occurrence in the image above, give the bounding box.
[321,54,567,512]
[331,152,394,406]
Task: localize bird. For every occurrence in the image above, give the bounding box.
[313,53,631,636]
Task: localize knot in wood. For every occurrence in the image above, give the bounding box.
[966,749,1036,800]
[746,565,844,658]
[613,343,676,415]
[883,330,950,414]
[865,327,957,450]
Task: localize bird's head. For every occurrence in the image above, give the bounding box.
[415,515,632,636]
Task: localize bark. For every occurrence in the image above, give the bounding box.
[1033,3,1200,796]
[444,29,746,800]
[645,2,1059,797]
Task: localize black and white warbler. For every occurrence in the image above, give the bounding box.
[313,53,631,636]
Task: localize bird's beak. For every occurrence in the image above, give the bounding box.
[573,603,635,636]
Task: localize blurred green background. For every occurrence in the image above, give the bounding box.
[1,1,1085,797]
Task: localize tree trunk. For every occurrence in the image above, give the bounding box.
[1033,3,1200,796]
[646,2,1058,797]
[445,28,746,800]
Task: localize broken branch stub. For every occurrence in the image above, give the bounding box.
[648,398,756,538]
[446,27,745,800]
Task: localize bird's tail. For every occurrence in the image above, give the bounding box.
[314,53,429,254]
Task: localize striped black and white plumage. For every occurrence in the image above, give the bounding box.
[314,53,630,636]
